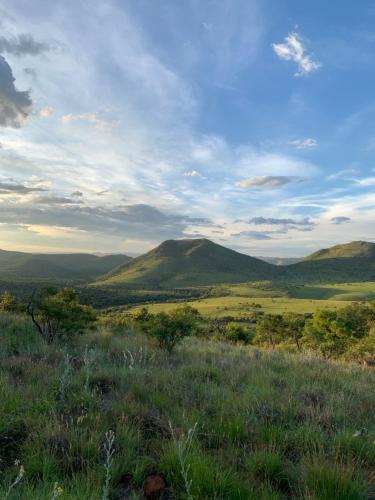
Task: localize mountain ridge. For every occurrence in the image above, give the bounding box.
[99,238,284,287]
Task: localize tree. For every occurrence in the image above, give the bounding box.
[225,322,252,344]
[282,313,306,351]
[255,314,284,349]
[0,292,21,313]
[27,287,96,343]
[303,304,375,359]
[146,305,200,352]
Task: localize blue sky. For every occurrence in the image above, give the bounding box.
[0,0,374,256]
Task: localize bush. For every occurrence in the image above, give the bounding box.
[224,322,253,344]
[138,305,200,352]
[0,292,22,313]
[27,287,96,343]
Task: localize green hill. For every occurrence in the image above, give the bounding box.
[98,238,284,287]
[305,241,375,260]
[0,249,132,281]
[288,241,375,283]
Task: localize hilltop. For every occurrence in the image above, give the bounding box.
[98,238,283,287]
[305,240,375,260]
[0,249,132,282]
[288,241,375,283]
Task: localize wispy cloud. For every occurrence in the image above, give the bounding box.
[331,216,351,224]
[289,138,318,149]
[272,32,321,76]
[248,216,314,226]
[0,33,50,56]
[236,175,302,189]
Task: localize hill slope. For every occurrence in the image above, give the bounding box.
[288,241,375,283]
[305,241,375,260]
[99,238,284,287]
[0,249,132,281]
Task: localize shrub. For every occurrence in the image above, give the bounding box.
[27,287,96,343]
[224,322,253,344]
[143,305,200,352]
[0,292,22,313]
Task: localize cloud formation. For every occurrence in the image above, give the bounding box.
[0,55,32,127]
[236,176,300,189]
[0,180,44,194]
[331,216,351,224]
[248,216,313,226]
[0,201,211,241]
[289,138,318,149]
[272,32,321,76]
[0,33,50,56]
[183,170,200,177]
[232,230,273,240]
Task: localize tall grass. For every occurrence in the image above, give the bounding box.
[0,314,374,498]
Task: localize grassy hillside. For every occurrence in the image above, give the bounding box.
[284,242,375,283]
[0,249,131,281]
[99,239,284,287]
[1,315,374,499]
[305,241,375,260]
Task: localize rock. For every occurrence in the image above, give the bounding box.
[143,474,167,499]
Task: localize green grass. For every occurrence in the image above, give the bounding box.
[0,313,374,498]
[131,296,353,318]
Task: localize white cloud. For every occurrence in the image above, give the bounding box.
[289,138,318,149]
[183,170,200,177]
[272,32,321,76]
[39,107,53,118]
[61,112,118,132]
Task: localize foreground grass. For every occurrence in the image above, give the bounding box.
[0,315,374,499]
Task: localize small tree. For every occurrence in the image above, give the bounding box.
[147,305,200,352]
[27,287,96,343]
[0,292,20,313]
[255,314,284,349]
[282,313,306,351]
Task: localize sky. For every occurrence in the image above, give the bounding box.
[0,0,374,257]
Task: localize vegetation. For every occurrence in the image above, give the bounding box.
[0,248,131,282]
[0,310,374,498]
[134,305,201,352]
[98,238,284,287]
[26,287,96,343]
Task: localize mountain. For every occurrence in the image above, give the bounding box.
[304,241,375,260]
[256,256,303,266]
[98,238,284,287]
[287,241,375,283]
[0,249,132,282]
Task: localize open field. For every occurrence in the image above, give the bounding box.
[1,315,374,499]
[216,281,375,301]
[131,296,353,317]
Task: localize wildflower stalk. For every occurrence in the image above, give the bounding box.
[59,353,72,402]
[4,464,25,500]
[102,430,115,500]
[169,421,197,500]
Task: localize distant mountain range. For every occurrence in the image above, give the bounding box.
[98,239,375,287]
[1,239,374,286]
[0,249,131,281]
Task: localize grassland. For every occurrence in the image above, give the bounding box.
[128,281,375,319]
[131,296,353,318]
[0,314,374,499]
